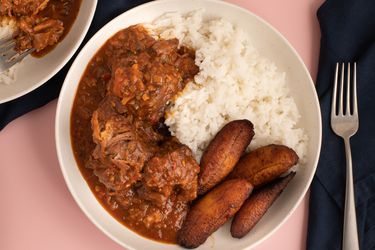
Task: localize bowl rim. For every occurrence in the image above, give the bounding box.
[0,0,98,104]
[55,0,322,249]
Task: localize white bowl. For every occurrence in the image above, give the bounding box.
[0,0,97,104]
[56,1,322,249]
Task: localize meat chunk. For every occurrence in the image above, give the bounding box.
[140,139,200,205]
[2,0,49,16]
[0,0,13,15]
[15,16,64,52]
[110,61,183,124]
[89,98,161,191]
[87,157,142,192]
[151,38,179,63]
[107,25,198,124]
[91,97,163,144]
[109,63,144,105]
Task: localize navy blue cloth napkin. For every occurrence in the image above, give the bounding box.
[307,0,375,249]
[0,0,151,130]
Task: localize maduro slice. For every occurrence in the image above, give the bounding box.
[228,144,298,188]
[231,172,296,238]
[198,120,254,195]
[178,179,253,248]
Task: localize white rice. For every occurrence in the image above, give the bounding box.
[0,16,19,85]
[150,10,308,164]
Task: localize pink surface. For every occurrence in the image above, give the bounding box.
[0,0,324,249]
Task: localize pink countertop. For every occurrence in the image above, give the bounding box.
[0,0,324,249]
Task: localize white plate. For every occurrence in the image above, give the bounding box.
[56,1,322,249]
[0,0,97,104]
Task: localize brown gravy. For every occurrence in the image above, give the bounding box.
[70,25,200,243]
[32,0,82,57]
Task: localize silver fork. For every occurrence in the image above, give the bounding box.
[331,62,360,250]
[0,35,34,73]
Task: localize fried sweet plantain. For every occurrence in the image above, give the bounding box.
[198,120,254,195]
[228,144,298,188]
[230,172,296,238]
[177,179,253,248]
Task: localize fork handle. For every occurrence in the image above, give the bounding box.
[342,137,359,250]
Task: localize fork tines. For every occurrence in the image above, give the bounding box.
[332,62,358,117]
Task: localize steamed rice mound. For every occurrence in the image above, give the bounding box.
[151,10,308,163]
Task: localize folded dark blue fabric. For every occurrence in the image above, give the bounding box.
[307,0,375,249]
[0,0,151,130]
